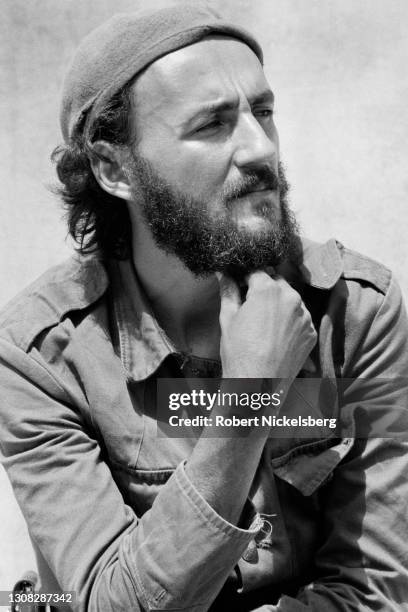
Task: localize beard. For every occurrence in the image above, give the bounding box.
[126,152,301,279]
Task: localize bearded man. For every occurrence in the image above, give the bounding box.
[1,5,408,612]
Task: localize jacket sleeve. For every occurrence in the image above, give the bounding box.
[264,274,408,611]
[0,337,261,612]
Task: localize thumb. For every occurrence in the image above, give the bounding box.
[216,272,241,328]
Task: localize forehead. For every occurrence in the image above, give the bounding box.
[132,36,270,126]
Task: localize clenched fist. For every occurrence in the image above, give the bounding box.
[217,271,317,379]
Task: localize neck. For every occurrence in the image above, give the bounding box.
[130,217,221,359]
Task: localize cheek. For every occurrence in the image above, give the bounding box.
[270,122,280,151]
[150,142,231,197]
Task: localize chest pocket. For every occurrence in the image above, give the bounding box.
[107,377,196,514]
[265,375,356,496]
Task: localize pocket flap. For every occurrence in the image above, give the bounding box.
[272,437,354,496]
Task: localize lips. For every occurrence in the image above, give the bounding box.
[248,185,272,193]
[238,185,276,198]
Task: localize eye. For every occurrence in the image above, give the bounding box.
[196,119,223,133]
[254,108,274,119]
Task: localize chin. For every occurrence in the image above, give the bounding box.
[235,215,278,233]
[230,201,281,230]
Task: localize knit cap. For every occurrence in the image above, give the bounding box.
[60,3,263,143]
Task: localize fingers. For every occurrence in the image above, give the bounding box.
[245,270,273,289]
[216,272,241,327]
[245,270,287,297]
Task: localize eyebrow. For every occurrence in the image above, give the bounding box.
[182,89,275,127]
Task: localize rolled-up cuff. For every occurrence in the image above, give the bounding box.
[128,460,262,611]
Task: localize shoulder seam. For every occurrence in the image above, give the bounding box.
[338,244,392,295]
[0,256,108,352]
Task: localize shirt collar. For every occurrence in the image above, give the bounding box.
[107,258,176,382]
[297,237,343,289]
[106,237,343,382]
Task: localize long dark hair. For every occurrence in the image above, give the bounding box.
[52,83,133,259]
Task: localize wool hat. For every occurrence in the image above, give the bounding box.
[60,3,264,143]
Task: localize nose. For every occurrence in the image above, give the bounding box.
[232,112,278,170]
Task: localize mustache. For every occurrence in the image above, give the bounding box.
[224,166,280,201]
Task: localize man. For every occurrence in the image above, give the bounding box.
[1,4,407,611]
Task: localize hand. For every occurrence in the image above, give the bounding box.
[217,271,317,378]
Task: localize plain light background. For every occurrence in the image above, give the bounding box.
[1,0,408,594]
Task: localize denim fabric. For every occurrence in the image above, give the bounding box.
[0,238,408,611]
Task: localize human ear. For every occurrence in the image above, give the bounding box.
[89,141,132,201]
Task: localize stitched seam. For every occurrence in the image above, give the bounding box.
[271,435,337,468]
